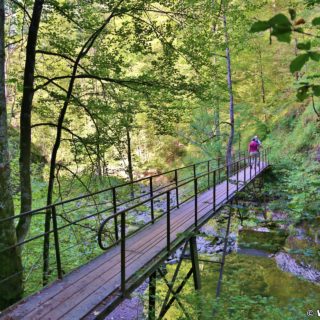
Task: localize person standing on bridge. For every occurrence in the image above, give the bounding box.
[253,135,262,147]
[248,137,260,168]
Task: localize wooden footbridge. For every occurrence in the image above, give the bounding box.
[0,150,270,320]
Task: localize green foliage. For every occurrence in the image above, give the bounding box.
[250,13,292,43]
[290,54,309,73]
[250,2,320,110]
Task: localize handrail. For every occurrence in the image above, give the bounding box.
[97,148,270,294]
[0,157,223,223]
[97,149,269,248]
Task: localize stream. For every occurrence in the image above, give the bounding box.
[106,205,320,319]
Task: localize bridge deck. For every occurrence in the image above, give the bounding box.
[1,163,268,320]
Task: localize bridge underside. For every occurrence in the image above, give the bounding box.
[1,163,269,320]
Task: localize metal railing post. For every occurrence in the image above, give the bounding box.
[226,167,229,200]
[194,178,198,228]
[112,188,119,241]
[250,156,252,180]
[121,211,126,295]
[259,152,261,171]
[174,169,179,208]
[193,164,196,179]
[52,206,63,279]
[244,157,246,183]
[207,160,210,189]
[218,158,221,182]
[166,191,171,254]
[236,162,239,192]
[213,171,216,212]
[149,177,154,223]
[255,156,257,176]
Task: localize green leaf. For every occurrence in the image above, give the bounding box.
[289,9,296,21]
[273,32,291,43]
[269,14,292,27]
[297,85,309,101]
[268,14,292,43]
[312,17,320,26]
[309,51,320,61]
[312,85,320,96]
[250,21,270,33]
[297,41,311,50]
[290,54,309,73]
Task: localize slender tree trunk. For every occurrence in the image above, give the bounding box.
[16,0,44,243]
[126,126,135,198]
[223,11,234,173]
[0,0,23,308]
[126,126,133,183]
[258,49,266,104]
[214,104,222,159]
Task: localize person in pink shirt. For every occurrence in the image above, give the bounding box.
[248,138,260,167]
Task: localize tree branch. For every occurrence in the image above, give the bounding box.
[34,74,156,91]
[9,0,32,20]
[35,50,90,73]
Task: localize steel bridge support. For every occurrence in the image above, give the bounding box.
[215,205,232,298]
[147,235,202,320]
[148,271,157,320]
[190,236,201,291]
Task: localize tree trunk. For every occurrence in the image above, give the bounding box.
[0,0,23,308]
[223,11,234,174]
[126,126,134,183]
[258,49,266,104]
[16,0,44,243]
[126,126,135,198]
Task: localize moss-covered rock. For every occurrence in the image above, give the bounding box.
[238,228,288,253]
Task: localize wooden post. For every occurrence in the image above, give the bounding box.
[189,236,201,290]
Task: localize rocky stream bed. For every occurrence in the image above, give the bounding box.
[105,200,320,319]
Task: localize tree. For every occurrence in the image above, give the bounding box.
[0,0,23,308]
[250,5,320,119]
[222,1,235,172]
[16,0,45,243]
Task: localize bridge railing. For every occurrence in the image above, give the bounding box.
[97,148,270,295]
[0,148,269,299]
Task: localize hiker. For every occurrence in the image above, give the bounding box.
[253,135,262,147]
[248,138,260,167]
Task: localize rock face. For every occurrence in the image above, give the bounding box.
[105,282,147,320]
[275,252,320,283]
